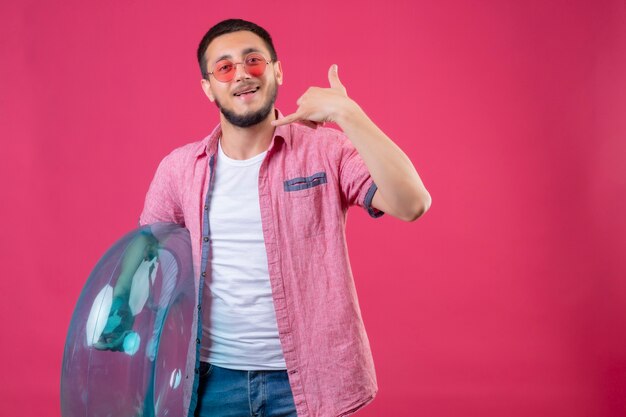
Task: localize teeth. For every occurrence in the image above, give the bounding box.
[235,87,259,96]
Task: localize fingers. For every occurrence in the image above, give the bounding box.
[271,112,302,126]
[273,66,346,128]
[272,111,322,129]
[328,64,346,93]
[298,120,321,129]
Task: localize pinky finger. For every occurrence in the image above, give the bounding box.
[272,112,301,126]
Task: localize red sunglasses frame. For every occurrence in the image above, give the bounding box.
[208,53,272,83]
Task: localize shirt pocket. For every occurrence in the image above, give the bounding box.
[283,172,327,238]
[283,172,327,195]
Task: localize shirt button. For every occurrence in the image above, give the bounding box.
[197,304,202,311]
[203,236,209,242]
[196,338,201,344]
[204,205,208,210]
[201,272,206,277]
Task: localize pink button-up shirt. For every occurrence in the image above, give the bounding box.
[139,113,384,417]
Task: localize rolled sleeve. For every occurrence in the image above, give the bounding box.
[361,180,384,218]
[337,134,384,219]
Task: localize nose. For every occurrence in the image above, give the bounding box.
[232,62,251,82]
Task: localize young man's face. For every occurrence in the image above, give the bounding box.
[201,31,283,128]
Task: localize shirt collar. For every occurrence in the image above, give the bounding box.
[194,109,292,158]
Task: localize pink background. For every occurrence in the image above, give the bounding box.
[1,1,625,416]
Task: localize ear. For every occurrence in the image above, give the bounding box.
[200,78,215,102]
[274,61,283,86]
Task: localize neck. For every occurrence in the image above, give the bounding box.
[219,109,277,160]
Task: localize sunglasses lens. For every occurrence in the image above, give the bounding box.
[213,60,235,82]
[245,53,267,77]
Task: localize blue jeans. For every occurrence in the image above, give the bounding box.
[194,362,298,417]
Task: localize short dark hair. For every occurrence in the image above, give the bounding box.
[197,19,278,79]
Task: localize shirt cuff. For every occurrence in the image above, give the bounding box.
[364,181,384,218]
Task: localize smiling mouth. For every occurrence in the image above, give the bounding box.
[233,86,260,96]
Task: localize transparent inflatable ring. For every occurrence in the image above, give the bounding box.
[61,223,195,417]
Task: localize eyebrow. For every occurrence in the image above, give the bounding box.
[213,48,264,64]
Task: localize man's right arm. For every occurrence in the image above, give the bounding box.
[94,150,185,352]
[139,151,185,227]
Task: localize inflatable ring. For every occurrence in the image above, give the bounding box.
[61,223,195,417]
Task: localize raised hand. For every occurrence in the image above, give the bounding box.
[271,64,355,127]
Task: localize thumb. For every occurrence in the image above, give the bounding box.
[328,64,345,92]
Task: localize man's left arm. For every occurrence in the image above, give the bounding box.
[272,64,431,222]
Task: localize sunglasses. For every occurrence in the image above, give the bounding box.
[207,52,272,83]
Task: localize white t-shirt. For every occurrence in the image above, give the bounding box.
[199,139,286,370]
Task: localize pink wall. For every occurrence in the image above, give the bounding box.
[1,1,625,416]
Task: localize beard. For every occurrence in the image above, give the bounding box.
[215,83,278,128]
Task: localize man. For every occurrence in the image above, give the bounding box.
[139,18,431,417]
